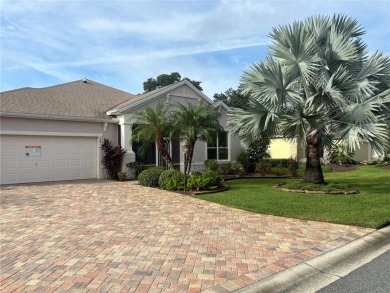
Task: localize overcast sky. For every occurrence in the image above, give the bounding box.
[1,0,389,98]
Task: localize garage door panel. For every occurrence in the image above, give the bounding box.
[37,161,51,168]
[21,160,36,168]
[69,160,81,167]
[53,171,68,180]
[20,136,38,145]
[2,148,20,157]
[37,172,51,181]
[52,137,67,145]
[53,148,68,156]
[40,149,51,156]
[1,159,19,169]
[69,170,82,179]
[69,149,81,156]
[53,160,68,168]
[1,173,19,184]
[1,135,98,184]
[37,136,52,145]
[21,172,36,182]
[82,160,95,168]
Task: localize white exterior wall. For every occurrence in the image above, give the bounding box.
[117,84,244,172]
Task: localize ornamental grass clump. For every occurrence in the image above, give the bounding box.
[159,170,184,190]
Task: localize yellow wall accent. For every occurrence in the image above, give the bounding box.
[269,138,297,159]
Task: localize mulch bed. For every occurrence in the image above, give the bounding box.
[330,164,357,172]
[273,183,359,195]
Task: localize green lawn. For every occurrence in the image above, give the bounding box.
[197,165,390,228]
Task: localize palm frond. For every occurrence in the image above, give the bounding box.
[228,102,279,146]
[332,14,365,38]
[269,21,319,85]
[172,103,222,143]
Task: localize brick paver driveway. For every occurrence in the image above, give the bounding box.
[0,180,373,292]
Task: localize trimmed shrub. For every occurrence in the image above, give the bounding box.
[256,160,272,175]
[272,166,289,176]
[100,138,126,180]
[187,173,206,191]
[202,170,221,186]
[236,152,251,172]
[219,162,233,175]
[270,159,290,167]
[187,171,220,191]
[287,158,299,176]
[159,170,183,190]
[138,167,164,187]
[205,159,219,172]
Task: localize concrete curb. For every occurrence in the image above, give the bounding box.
[236,226,390,293]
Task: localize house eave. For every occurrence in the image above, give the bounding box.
[0,112,119,123]
[107,79,214,115]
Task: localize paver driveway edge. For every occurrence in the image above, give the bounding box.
[227,226,390,293]
[0,180,375,292]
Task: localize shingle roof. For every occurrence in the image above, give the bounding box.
[108,83,177,112]
[0,79,136,120]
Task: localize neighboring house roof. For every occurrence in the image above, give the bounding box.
[0,79,135,121]
[212,101,230,111]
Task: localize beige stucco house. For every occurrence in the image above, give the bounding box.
[0,79,241,185]
[268,137,383,162]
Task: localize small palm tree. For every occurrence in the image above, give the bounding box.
[228,14,390,184]
[172,103,223,174]
[131,102,175,170]
[331,143,355,165]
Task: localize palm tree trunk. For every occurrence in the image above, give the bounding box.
[186,142,195,175]
[156,134,175,170]
[303,134,325,184]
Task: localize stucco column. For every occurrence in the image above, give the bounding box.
[118,115,135,178]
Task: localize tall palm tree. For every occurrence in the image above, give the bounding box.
[131,102,175,170]
[228,14,390,184]
[172,103,223,174]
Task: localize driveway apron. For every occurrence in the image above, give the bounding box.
[0,180,373,292]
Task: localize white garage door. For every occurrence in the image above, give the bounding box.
[0,135,98,185]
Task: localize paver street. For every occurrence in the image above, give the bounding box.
[0,180,373,292]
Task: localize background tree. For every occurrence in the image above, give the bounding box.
[143,77,158,92]
[131,102,175,170]
[182,77,203,91]
[172,103,222,174]
[143,72,203,92]
[213,88,249,109]
[228,14,390,184]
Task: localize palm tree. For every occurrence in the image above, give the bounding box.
[131,102,175,170]
[228,14,390,184]
[172,103,223,174]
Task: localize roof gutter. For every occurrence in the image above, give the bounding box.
[0,112,119,123]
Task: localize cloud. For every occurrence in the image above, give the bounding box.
[1,0,389,96]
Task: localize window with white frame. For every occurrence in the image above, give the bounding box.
[207,131,229,160]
